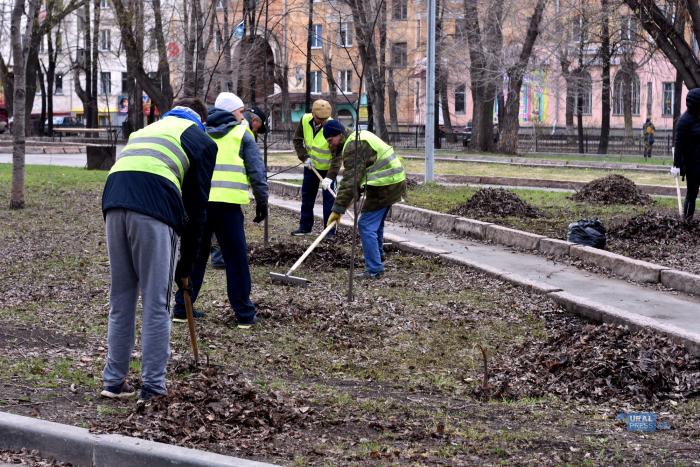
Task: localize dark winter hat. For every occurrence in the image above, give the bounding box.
[245,106,269,134]
[686,88,700,109]
[323,119,345,139]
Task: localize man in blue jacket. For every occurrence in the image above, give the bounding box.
[173,95,268,329]
[100,98,217,402]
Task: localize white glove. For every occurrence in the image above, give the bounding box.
[670,166,681,177]
[321,177,333,191]
[304,158,313,169]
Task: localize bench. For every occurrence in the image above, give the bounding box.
[53,127,118,144]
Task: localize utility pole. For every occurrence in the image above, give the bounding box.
[304,0,314,112]
[424,0,436,182]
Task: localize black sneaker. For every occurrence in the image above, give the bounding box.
[354,271,383,280]
[172,308,206,322]
[137,386,164,404]
[291,228,312,236]
[100,381,136,400]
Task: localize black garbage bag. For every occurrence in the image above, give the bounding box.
[567,218,607,249]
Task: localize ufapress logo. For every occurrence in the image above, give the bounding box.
[617,412,671,432]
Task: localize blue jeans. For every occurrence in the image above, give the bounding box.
[299,167,336,232]
[174,203,256,324]
[358,206,390,275]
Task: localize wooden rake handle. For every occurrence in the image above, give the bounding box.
[286,221,338,276]
[309,164,354,221]
[182,277,199,365]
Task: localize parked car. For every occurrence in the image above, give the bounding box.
[45,116,83,135]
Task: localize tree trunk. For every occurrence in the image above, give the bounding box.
[89,0,100,128]
[622,62,634,144]
[387,67,399,132]
[304,0,313,111]
[11,0,39,209]
[598,0,611,154]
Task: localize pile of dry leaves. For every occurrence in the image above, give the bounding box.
[449,188,542,218]
[487,317,700,404]
[571,174,652,205]
[611,211,700,243]
[92,365,314,450]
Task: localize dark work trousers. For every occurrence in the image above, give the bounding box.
[684,173,700,221]
[174,202,256,324]
[299,167,336,233]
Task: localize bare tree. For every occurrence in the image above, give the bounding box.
[498,0,547,154]
[10,0,39,209]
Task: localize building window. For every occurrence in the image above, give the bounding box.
[612,71,640,115]
[572,14,587,43]
[392,0,408,20]
[100,0,108,8]
[391,42,407,68]
[312,24,322,48]
[338,70,352,93]
[339,22,352,47]
[620,15,638,41]
[575,71,592,115]
[646,81,653,115]
[455,17,467,38]
[100,29,111,51]
[100,71,111,95]
[454,84,466,114]
[121,72,130,93]
[310,71,322,94]
[55,73,63,95]
[662,82,674,116]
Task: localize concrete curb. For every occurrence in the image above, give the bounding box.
[267,180,700,295]
[0,411,276,467]
[548,292,700,355]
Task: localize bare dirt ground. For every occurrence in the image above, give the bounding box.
[1,182,699,465]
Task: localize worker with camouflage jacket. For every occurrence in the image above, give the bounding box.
[324,120,406,279]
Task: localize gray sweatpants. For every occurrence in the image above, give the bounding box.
[102,209,178,394]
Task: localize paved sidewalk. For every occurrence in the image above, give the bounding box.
[0,153,86,167]
[270,195,700,352]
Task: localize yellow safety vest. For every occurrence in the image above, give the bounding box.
[110,116,192,192]
[343,130,406,187]
[301,113,332,170]
[208,124,252,205]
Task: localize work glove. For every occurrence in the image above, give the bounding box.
[174,261,191,292]
[327,212,341,227]
[670,166,681,178]
[321,177,333,191]
[253,202,268,223]
[304,157,313,169]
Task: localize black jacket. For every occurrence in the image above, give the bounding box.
[674,110,700,178]
[102,117,217,267]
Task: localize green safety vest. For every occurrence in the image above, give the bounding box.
[343,130,406,187]
[209,124,252,205]
[302,113,332,170]
[110,116,192,192]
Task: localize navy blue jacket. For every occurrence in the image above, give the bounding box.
[206,108,268,205]
[102,117,217,266]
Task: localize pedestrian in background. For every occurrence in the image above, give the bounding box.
[642,117,656,159]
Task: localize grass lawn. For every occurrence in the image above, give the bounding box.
[1,164,698,464]
[266,152,674,186]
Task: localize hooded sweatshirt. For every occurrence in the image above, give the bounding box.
[206,107,268,205]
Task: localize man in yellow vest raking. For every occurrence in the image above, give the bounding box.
[100,98,217,402]
[324,121,406,279]
[173,93,268,329]
[291,99,342,236]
